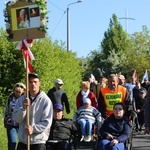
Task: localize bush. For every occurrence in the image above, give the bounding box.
[0,107,7,150]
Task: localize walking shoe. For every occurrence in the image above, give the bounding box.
[80,135,84,142]
[140,125,145,130]
[85,136,91,142]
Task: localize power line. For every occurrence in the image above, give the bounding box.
[47,0,66,35]
[48,0,64,12]
[50,11,66,35]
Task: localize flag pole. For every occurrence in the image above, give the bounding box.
[26,54,30,150]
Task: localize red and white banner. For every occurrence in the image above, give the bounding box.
[132,69,138,81]
[16,39,35,72]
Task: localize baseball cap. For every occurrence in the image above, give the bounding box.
[28,73,40,79]
[118,75,125,80]
[55,79,63,85]
[54,103,63,110]
[83,97,91,104]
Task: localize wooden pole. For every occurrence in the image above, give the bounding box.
[26,54,30,150]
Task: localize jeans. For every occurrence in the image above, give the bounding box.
[78,119,95,136]
[7,125,19,150]
[98,139,124,150]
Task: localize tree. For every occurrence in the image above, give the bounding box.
[85,14,130,79]
[100,13,131,74]
[0,28,25,106]
[123,26,150,81]
[0,29,83,116]
[85,14,150,82]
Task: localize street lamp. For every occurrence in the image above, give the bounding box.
[67,0,83,52]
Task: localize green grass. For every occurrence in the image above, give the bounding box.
[0,108,7,150]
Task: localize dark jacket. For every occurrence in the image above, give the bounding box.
[133,87,142,101]
[135,97,146,112]
[47,87,70,114]
[4,93,20,127]
[48,118,78,140]
[145,87,150,127]
[99,114,130,143]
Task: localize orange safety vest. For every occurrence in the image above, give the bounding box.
[101,85,127,116]
[93,83,107,99]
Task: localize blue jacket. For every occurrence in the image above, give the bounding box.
[99,114,130,143]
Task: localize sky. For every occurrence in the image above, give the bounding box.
[1,0,150,58]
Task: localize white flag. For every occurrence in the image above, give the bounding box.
[141,70,149,83]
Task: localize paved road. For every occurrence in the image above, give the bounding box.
[132,131,150,150]
[76,131,150,150]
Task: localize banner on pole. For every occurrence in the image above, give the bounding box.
[16,39,35,72]
[4,0,48,41]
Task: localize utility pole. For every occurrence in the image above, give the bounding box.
[67,0,83,52]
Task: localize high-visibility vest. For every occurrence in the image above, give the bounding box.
[93,83,106,99]
[101,85,127,116]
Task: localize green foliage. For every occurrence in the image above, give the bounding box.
[85,15,150,82]
[30,37,83,116]
[0,28,84,148]
[0,29,83,117]
[0,109,7,150]
[101,14,129,57]
[100,14,130,74]
[123,26,150,81]
[84,50,103,80]
[0,28,26,107]
[84,14,131,79]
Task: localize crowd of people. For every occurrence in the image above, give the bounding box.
[3,72,150,150]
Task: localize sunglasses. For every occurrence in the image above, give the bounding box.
[15,84,24,89]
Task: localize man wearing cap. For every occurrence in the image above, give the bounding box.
[118,75,126,86]
[47,78,70,114]
[135,88,147,131]
[14,73,53,150]
[47,103,77,150]
[118,74,134,106]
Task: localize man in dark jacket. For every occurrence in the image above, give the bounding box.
[47,79,70,114]
[46,104,78,150]
[135,88,147,131]
[145,86,150,134]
